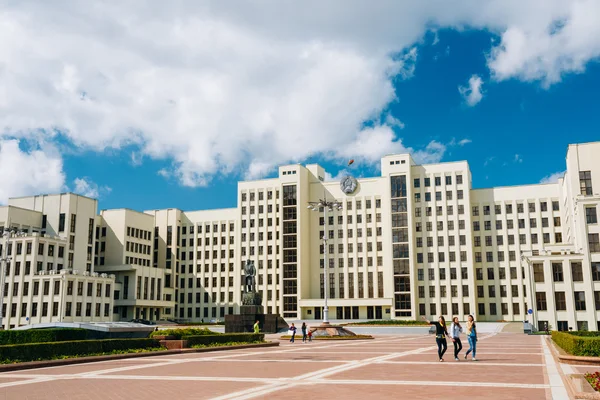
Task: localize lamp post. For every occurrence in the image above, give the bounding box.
[0,227,11,330]
[307,194,343,325]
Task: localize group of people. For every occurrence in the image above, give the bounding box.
[257,317,478,360]
[422,315,478,362]
[288,322,312,343]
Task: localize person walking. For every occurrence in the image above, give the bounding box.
[449,317,463,361]
[301,322,307,343]
[465,314,478,361]
[422,315,449,362]
[253,320,260,334]
[308,329,313,342]
[289,323,297,343]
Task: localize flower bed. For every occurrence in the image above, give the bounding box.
[585,372,600,392]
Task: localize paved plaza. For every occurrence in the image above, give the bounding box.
[0,332,573,399]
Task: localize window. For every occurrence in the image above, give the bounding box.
[536,292,547,311]
[574,291,586,311]
[580,171,593,195]
[589,234,600,253]
[593,262,600,281]
[586,207,598,224]
[552,263,564,282]
[555,292,567,311]
[571,262,584,282]
[533,263,544,282]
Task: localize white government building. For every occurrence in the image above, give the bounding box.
[1,141,599,331]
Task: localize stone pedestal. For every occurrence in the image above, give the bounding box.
[225,291,288,334]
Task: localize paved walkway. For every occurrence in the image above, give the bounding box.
[0,333,568,399]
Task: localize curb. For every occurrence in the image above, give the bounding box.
[545,337,600,399]
[0,341,279,373]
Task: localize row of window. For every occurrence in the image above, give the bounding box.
[320,241,384,254]
[473,218,562,231]
[1,241,65,258]
[472,201,560,216]
[319,271,384,299]
[319,256,385,268]
[179,222,235,236]
[415,191,464,202]
[320,213,384,226]
[126,226,152,241]
[241,189,279,202]
[414,175,464,188]
[4,280,110,298]
[533,262,600,283]
[3,301,111,319]
[536,291,599,312]
[418,302,518,317]
[181,236,235,247]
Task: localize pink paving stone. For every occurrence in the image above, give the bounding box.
[279,383,551,400]
[328,363,547,384]
[10,360,170,376]
[232,352,371,361]
[0,377,262,400]
[104,360,342,378]
[391,353,544,364]
[0,377,27,383]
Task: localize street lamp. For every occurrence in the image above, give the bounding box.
[307,194,343,325]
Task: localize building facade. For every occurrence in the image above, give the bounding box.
[1,141,599,331]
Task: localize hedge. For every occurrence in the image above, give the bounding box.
[552,331,600,356]
[567,331,600,337]
[183,333,264,347]
[150,328,217,339]
[0,328,89,345]
[0,338,160,363]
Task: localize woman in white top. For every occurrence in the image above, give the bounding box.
[449,317,463,361]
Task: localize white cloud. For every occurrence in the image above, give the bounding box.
[385,114,405,129]
[540,171,564,184]
[324,169,350,182]
[459,75,484,106]
[72,177,111,199]
[514,154,523,163]
[1,1,600,185]
[458,138,472,146]
[0,139,65,204]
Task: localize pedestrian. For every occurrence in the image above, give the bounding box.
[421,315,448,362]
[449,317,463,361]
[308,329,313,342]
[253,320,260,334]
[465,314,478,361]
[301,322,307,343]
[289,323,297,343]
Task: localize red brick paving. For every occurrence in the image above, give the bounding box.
[0,333,561,399]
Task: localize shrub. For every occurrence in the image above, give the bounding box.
[552,331,600,356]
[150,328,217,339]
[0,328,89,345]
[183,333,264,347]
[0,338,160,363]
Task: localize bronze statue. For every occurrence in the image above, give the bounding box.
[243,259,256,293]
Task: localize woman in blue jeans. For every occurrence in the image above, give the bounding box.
[422,315,448,362]
[465,314,478,361]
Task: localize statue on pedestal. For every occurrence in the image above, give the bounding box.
[242,259,262,306]
[243,259,256,293]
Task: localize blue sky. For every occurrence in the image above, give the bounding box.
[1,2,600,212]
